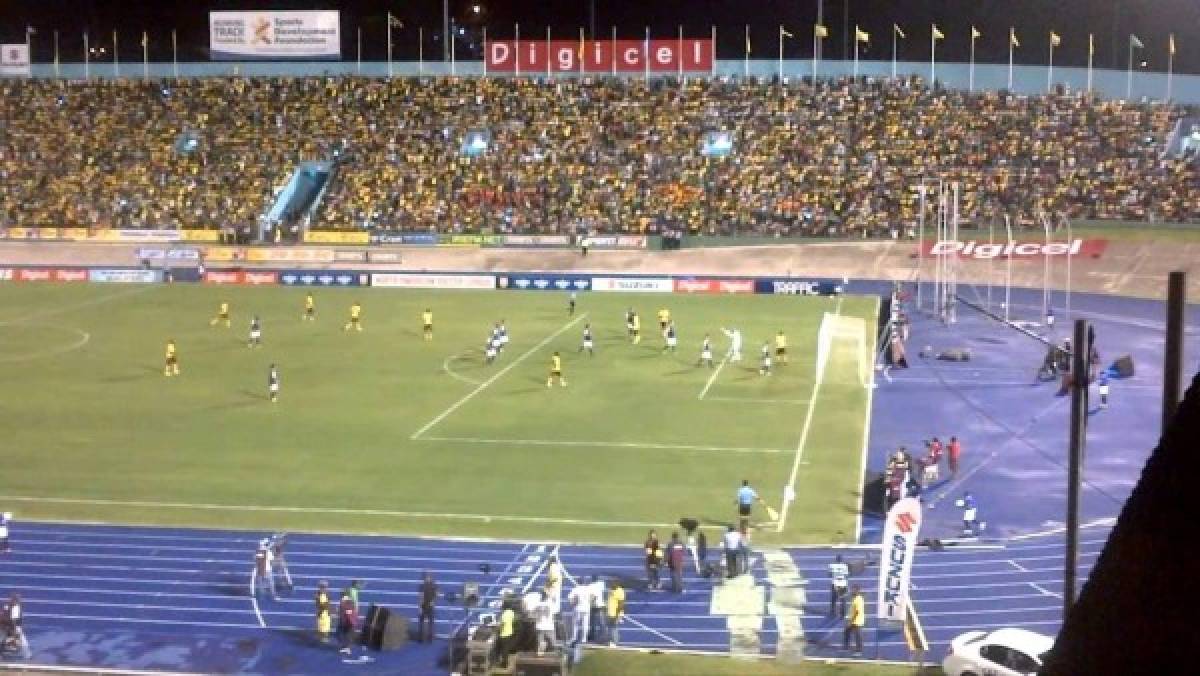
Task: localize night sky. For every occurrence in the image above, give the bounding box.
[2,0,1196,74]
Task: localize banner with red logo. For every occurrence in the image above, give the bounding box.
[673,279,755,294]
[12,268,88,282]
[485,38,713,74]
[877,497,922,622]
[918,239,1108,260]
[203,270,277,285]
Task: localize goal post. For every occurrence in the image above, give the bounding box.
[815,312,871,389]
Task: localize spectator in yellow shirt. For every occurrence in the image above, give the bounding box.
[843,585,865,655]
[606,582,625,646]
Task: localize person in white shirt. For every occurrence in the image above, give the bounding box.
[721,327,743,362]
[544,556,563,614]
[0,512,11,554]
[588,577,606,643]
[828,555,850,616]
[567,581,595,645]
[721,526,742,578]
[534,591,556,656]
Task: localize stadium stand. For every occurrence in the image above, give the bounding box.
[1,76,1197,236]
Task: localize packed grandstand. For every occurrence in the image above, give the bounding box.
[2,76,1196,239]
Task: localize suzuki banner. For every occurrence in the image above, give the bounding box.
[498,274,592,291]
[278,271,367,287]
[877,497,922,622]
[209,11,340,60]
[485,38,713,73]
[920,239,1108,260]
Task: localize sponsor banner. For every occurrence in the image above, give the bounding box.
[13,268,88,282]
[303,230,370,245]
[370,233,437,245]
[501,234,572,248]
[367,251,403,263]
[371,273,496,290]
[59,228,90,241]
[202,246,245,262]
[438,234,505,247]
[920,238,1108,260]
[203,270,280,285]
[754,278,844,296]
[498,274,592,291]
[333,250,368,263]
[89,269,163,284]
[585,235,647,249]
[244,271,279,285]
[0,268,12,281]
[209,11,340,60]
[278,270,367,287]
[591,277,673,293]
[673,278,755,294]
[877,497,922,623]
[181,230,221,242]
[1,43,31,77]
[136,247,202,261]
[89,228,183,243]
[244,247,335,263]
[486,38,713,73]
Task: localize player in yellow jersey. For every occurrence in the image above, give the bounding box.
[303,293,316,321]
[657,308,671,332]
[775,330,788,364]
[422,309,433,341]
[209,301,230,327]
[630,312,641,344]
[547,352,567,387]
[343,302,362,332]
[164,339,180,376]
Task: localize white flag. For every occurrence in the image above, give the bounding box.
[877,497,923,622]
[1129,34,1145,49]
[0,44,31,76]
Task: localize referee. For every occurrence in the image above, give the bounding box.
[736,480,765,529]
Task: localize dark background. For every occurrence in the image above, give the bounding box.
[2,1,1197,74]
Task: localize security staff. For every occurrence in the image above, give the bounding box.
[417,572,437,643]
[829,555,850,616]
[843,585,865,655]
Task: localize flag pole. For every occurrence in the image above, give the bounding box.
[546,26,551,78]
[1008,28,1015,90]
[929,25,935,84]
[969,29,976,91]
[387,14,393,78]
[643,26,649,81]
[420,27,425,76]
[483,26,489,77]
[357,26,362,74]
[171,29,178,80]
[54,29,61,77]
[853,25,859,77]
[1166,35,1174,101]
[25,26,33,77]
[113,30,119,78]
[678,25,683,79]
[611,26,616,77]
[745,24,750,77]
[513,24,518,77]
[579,26,585,75]
[142,32,149,80]
[84,31,90,80]
[1086,34,1094,93]
[891,26,897,79]
[1126,37,1134,99]
[778,25,784,79]
[710,25,716,77]
[1048,35,1054,92]
[452,23,458,76]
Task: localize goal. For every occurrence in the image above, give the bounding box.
[815,313,872,389]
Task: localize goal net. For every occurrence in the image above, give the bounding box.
[815,313,872,389]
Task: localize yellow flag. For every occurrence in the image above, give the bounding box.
[815,24,828,39]
[781,26,794,39]
[1010,28,1020,48]
[855,27,870,43]
[1050,31,1061,48]
[1169,34,1176,56]
[931,25,944,41]
[893,24,906,39]
[971,27,981,40]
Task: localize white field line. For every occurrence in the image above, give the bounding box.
[247,567,266,627]
[853,295,880,542]
[442,351,484,386]
[1006,517,1117,541]
[420,435,786,455]
[0,285,155,325]
[0,325,90,363]
[703,396,810,405]
[411,313,587,439]
[0,494,664,529]
[696,352,730,400]
[778,297,843,533]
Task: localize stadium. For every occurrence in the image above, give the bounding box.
[1,1,1198,675]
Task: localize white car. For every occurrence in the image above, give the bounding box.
[942,628,1054,676]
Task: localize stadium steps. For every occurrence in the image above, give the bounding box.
[761,549,807,662]
[709,569,765,657]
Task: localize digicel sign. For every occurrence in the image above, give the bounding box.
[919,239,1108,260]
[486,38,713,73]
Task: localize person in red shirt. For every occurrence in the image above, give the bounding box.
[666,533,686,593]
[948,437,962,477]
[643,531,662,590]
[337,591,358,655]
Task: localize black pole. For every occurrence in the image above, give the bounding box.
[1064,318,1089,619]
[1163,271,1186,432]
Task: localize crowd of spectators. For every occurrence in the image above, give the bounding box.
[1,75,1196,236]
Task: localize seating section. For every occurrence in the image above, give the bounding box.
[1,76,1196,235]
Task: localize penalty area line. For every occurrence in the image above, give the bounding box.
[420,436,786,455]
[412,314,587,440]
[442,351,484,386]
[696,353,730,400]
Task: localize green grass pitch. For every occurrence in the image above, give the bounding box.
[0,282,877,546]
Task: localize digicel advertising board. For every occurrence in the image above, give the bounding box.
[486,38,713,73]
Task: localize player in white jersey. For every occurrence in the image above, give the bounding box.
[267,363,280,403]
[248,315,262,348]
[662,322,678,353]
[720,327,743,362]
[759,342,772,376]
[580,323,595,355]
[697,334,714,368]
[828,555,850,616]
[498,321,509,350]
[485,331,499,364]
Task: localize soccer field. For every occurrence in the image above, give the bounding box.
[0,282,877,545]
